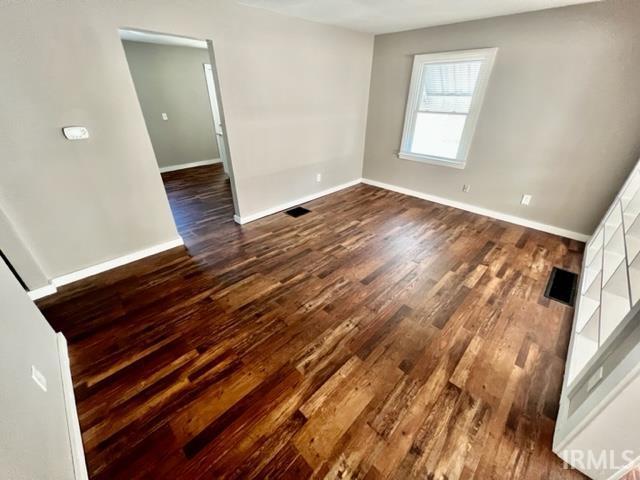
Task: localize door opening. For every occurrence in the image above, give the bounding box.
[118,28,240,240]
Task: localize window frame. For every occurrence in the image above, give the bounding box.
[398,48,498,169]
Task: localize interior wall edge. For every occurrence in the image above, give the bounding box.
[30,237,184,300]
[0,205,50,289]
[234,178,363,224]
[56,333,88,480]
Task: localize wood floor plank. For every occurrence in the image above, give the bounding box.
[36,164,586,479]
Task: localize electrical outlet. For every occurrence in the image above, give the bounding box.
[521,194,532,206]
[462,184,471,193]
[161,113,168,121]
[316,173,322,183]
[31,365,47,392]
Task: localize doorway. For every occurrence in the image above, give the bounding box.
[118,28,239,239]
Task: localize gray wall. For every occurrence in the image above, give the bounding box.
[0,0,373,279]
[363,0,640,236]
[122,41,219,169]
[0,258,74,479]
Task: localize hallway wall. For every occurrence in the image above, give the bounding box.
[122,40,220,170]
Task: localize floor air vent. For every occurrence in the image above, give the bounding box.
[544,267,578,306]
[286,206,310,218]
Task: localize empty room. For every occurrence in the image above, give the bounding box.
[1,1,639,479]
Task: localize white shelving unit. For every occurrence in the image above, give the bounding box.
[555,161,640,480]
[566,175,638,386]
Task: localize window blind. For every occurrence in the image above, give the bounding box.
[419,61,482,114]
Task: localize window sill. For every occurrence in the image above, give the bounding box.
[398,152,466,169]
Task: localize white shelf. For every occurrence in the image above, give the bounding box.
[621,169,640,211]
[576,296,599,332]
[603,220,625,286]
[600,261,630,344]
[581,261,601,296]
[584,227,604,267]
[584,269,601,301]
[568,306,600,385]
[582,237,603,293]
[604,205,623,245]
[602,249,624,286]
[577,268,601,332]
[624,211,638,233]
[629,253,640,305]
[566,168,639,386]
[625,231,640,267]
[557,160,640,478]
[622,172,640,224]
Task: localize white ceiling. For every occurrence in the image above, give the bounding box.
[236,0,600,34]
[119,29,208,49]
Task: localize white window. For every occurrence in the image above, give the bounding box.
[399,48,497,169]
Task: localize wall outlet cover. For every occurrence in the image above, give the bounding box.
[462,184,471,193]
[316,173,322,183]
[161,113,169,121]
[521,194,532,206]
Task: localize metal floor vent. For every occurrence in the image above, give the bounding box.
[544,267,578,306]
[285,206,311,218]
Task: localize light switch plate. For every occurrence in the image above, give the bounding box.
[62,126,89,140]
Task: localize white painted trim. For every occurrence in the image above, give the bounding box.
[27,283,58,301]
[606,454,640,480]
[51,237,184,288]
[362,178,590,242]
[234,179,363,225]
[158,159,221,173]
[57,333,88,480]
[119,28,208,50]
[398,152,465,169]
[399,48,498,168]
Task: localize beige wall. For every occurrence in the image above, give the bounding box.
[363,0,640,236]
[0,258,75,479]
[0,0,373,279]
[122,40,219,169]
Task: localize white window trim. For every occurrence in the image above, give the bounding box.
[398,47,498,169]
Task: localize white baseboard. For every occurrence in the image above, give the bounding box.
[27,238,184,300]
[57,333,88,480]
[362,178,590,242]
[50,237,184,289]
[234,178,362,225]
[29,178,586,300]
[159,159,221,173]
[27,283,58,301]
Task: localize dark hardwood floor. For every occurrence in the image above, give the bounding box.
[38,164,586,479]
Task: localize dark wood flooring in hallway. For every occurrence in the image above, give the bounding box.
[37,164,587,479]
